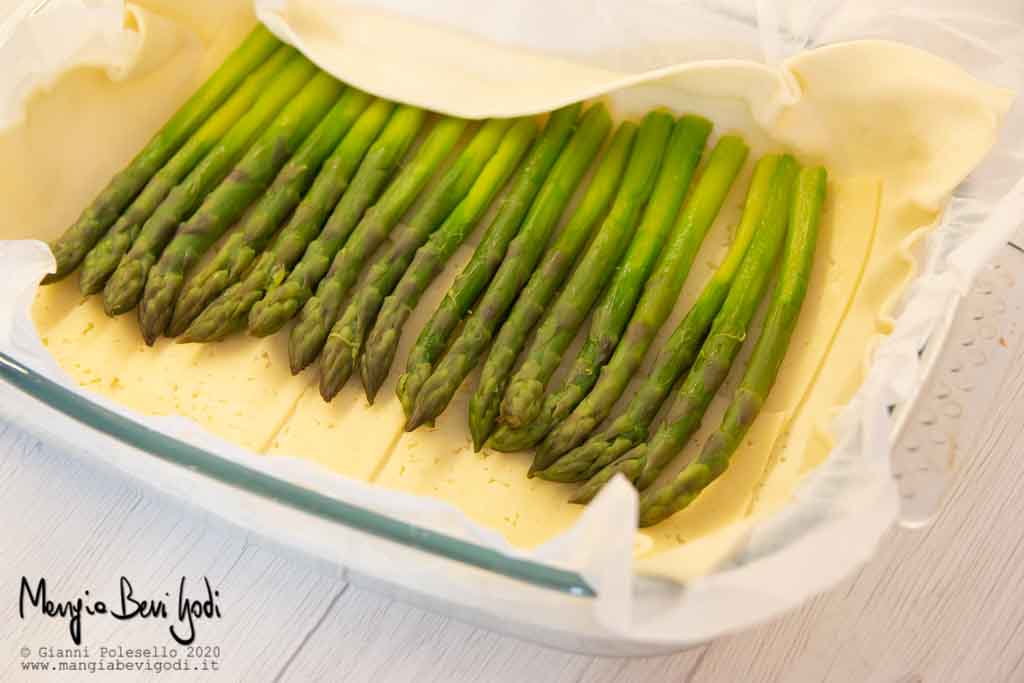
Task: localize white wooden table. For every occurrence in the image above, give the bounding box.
[2,319,1023,682]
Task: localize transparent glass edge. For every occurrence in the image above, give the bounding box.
[0,350,596,599]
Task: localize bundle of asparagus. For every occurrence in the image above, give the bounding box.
[319,117,539,400]
[178,98,406,342]
[308,117,520,397]
[638,166,827,526]
[78,44,297,296]
[467,122,637,449]
[569,157,819,507]
[103,52,321,322]
[45,26,284,283]
[534,134,749,467]
[539,154,781,483]
[252,112,464,345]
[43,25,830,527]
[360,105,582,402]
[488,112,704,452]
[168,88,377,337]
[399,105,612,427]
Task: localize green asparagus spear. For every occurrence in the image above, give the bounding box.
[167,88,375,336]
[315,118,517,399]
[571,155,799,504]
[44,26,283,282]
[249,112,457,343]
[467,121,636,450]
[491,112,708,454]
[540,154,780,482]
[136,71,344,343]
[177,98,398,342]
[359,117,541,401]
[79,45,296,295]
[101,54,317,317]
[394,104,596,418]
[403,108,615,430]
[638,166,826,526]
[537,135,748,464]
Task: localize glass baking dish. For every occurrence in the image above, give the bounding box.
[1,0,1021,655]
[5,243,1021,656]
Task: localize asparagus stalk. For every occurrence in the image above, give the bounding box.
[540,154,780,482]
[79,45,296,295]
[403,108,614,430]
[249,113,461,345]
[359,117,542,401]
[537,135,749,464]
[571,155,799,504]
[44,26,283,282]
[487,112,704,454]
[136,71,345,343]
[638,166,826,526]
[315,118,517,399]
[177,99,399,342]
[167,88,375,335]
[467,121,636,449]
[101,54,317,317]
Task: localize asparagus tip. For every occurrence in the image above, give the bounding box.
[319,339,357,402]
[567,489,591,505]
[288,338,314,376]
[362,378,379,405]
[526,461,540,478]
[404,404,432,432]
[79,270,106,297]
[168,294,204,337]
[318,374,341,402]
[359,358,384,406]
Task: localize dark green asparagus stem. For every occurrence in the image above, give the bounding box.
[359,117,541,402]
[638,166,826,526]
[403,108,616,430]
[44,26,283,282]
[79,45,295,295]
[315,118,517,399]
[467,121,636,450]
[248,113,461,346]
[536,134,749,464]
[177,99,399,342]
[571,155,799,504]
[384,103,584,412]
[101,54,316,317]
[167,88,374,335]
[539,154,780,482]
